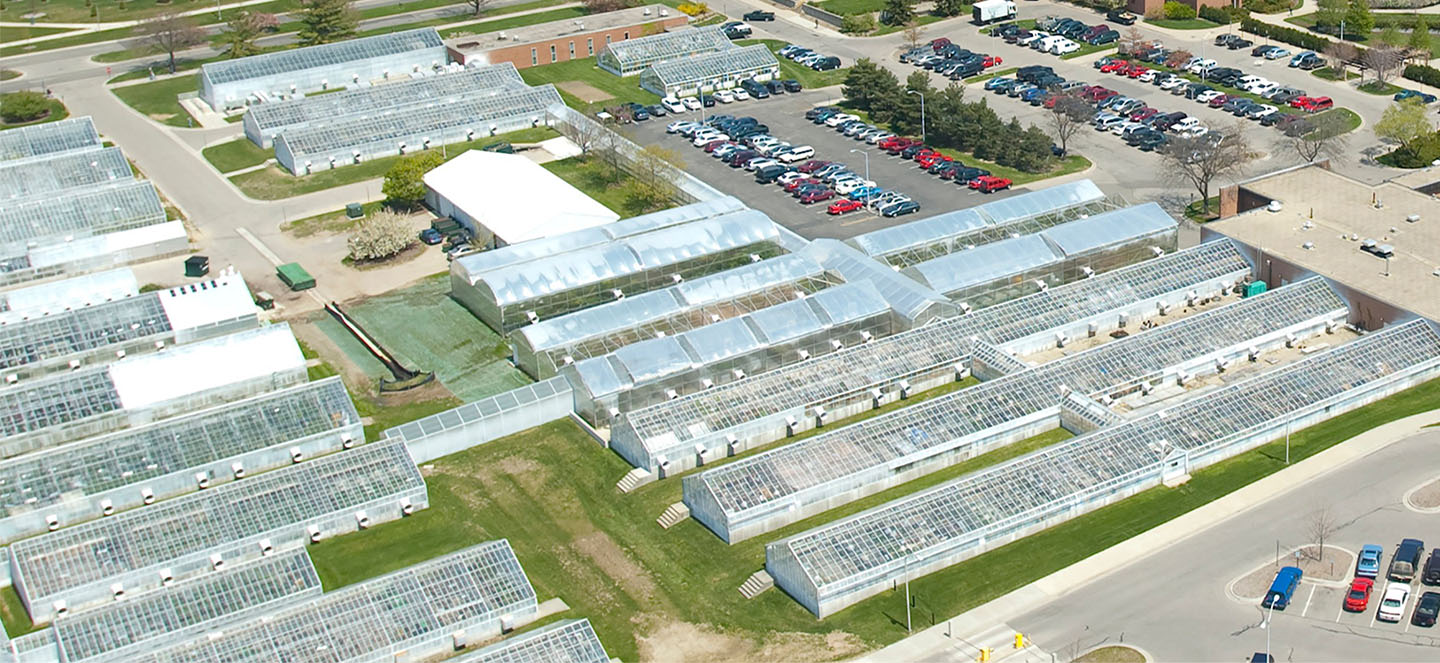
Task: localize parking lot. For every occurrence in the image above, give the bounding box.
[623,89,1038,240]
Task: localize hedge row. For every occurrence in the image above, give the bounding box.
[1240,17,1335,52]
[1404,63,1440,86]
[1371,0,1440,8]
[1198,5,1235,24]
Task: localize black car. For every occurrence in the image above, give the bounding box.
[646,104,666,118]
[1414,591,1440,627]
[813,56,841,71]
[881,200,921,217]
[806,105,836,120]
[743,81,770,98]
[743,10,775,21]
[951,166,989,183]
[1107,9,1138,25]
[783,79,802,92]
[765,80,786,95]
[755,164,792,183]
[1227,37,1254,50]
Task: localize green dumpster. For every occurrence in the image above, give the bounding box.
[277,263,315,291]
[1243,281,1268,298]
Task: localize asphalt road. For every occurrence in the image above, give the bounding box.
[1010,428,1440,662]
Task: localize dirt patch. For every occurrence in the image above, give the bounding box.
[1407,476,1440,510]
[574,530,661,605]
[558,80,614,103]
[636,620,864,663]
[1232,545,1353,600]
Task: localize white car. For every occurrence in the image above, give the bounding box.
[1249,81,1279,96]
[1052,39,1080,55]
[1111,120,1143,136]
[1236,74,1263,88]
[1181,124,1210,138]
[778,145,815,163]
[1378,583,1410,623]
[824,113,859,127]
[661,97,687,114]
[1019,31,1050,46]
[1187,58,1217,74]
[692,132,727,147]
[868,131,895,144]
[1094,115,1125,131]
[745,158,779,171]
[1170,117,1202,134]
[834,178,876,195]
[713,89,735,103]
[1135,70,1156,83]
[1195,90,1224,103]
[757,142,793,157]
[776,171,807,186]
[732,87,751,101]
[713,144,741,159]
[1249,105,1279,120]
[666,120,698,134]
[682,97,702,111]
[1159,76,1186,91]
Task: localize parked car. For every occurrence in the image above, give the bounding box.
[1107,8,1137,24]
[799,188,835,204]
[743,10,775,20]
[1263,566,1303,610]
[419,228,443,245]
[970,175,1012,193]
[1425,548,1440,585]
[1345,577,1374,612]
[1415,591,1440,627]
[828,198,864,214]
[1395,89,1438,104]
[1358,544,1384,578]
[1379,583,1411,622]
[879,200,921,217]
[782,79,802,93]
[1393,539,1427,582]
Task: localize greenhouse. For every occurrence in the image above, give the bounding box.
[0,270,258,381]
[566,281,894,432]
[0,220,190,290]
[0,116,101,164]
[0,180,166,261]
[7,440,426,620]
[384,376,573,464]
[0,377,361,544]
[453,209,791,334]
[128,540,537,663]
[0,147,133,205]
[0,269,137,325]
[273,84,564,175]
[200,27,448,109]
[447,618,610,663]
[244,62,526,146]
[45,551,321,663]
[613,241,1253,477]
[0,324,307,459]
[683,278,1346,543]
[640,44,780,97]
[901,202,1179,308]
[797,240,953,326]
[597,25,733,76]
[767,320,1440,617]
[512,254,834,379]
[845,179,1114,268]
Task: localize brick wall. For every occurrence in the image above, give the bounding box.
[449,17,688,68]
[1128,0,1234,15]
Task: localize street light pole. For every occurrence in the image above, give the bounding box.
[904,553,913,634]
[1261,601,1276,662]
[850,148,869,182]
[906,90,926,144]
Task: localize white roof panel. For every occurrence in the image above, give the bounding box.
[424,151,619,246]
[109,324,304,409]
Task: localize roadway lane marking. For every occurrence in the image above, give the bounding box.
[1303,585,1317,617]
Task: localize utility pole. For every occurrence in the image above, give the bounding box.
[906,89,926,144]
[851,148,869,182]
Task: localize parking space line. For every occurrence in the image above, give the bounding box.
[1302,584,1316,618]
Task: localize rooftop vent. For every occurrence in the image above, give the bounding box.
[1266,200,1283,213]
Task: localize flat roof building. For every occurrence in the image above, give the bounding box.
[1208,163,1440,328]
[447,4,688,69]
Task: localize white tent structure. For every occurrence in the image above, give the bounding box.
[424,150,619,248]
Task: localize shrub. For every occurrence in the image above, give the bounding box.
[840,12,877,34]
[1241,17,1336,52]
[381,150,445,207]
[1381,131,1440,167]
[0,91,51,124]
[1244,0,1297,12]
[346,210,415,262]
[1404,62,1440,86]
[676,2,708,16]
[1199,5,1232,23]
[1371,0,1440,8]
[1162,1,1196,19]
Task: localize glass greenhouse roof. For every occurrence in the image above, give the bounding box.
[977,178,1106,226]
[0,269,138,325]
[279,84,563,159]
[0,377,357,521]
[53,550,321,663]
[798,239,950,324]
[202,28,445,85]
[448,619,610,663]
[682,317,764,363]
[0,147,132,204]
[0,367,122,439]
[904,234,1060,294]
[611,195,746,235]
[0,116,100,163]
[747,297,824,345]
[384,377,569,443]
[647,44,778,86]
[519,290,683,352]
[675,254,824,306]
[612,336,695,383]
[132,540,536,663]
[1042,202,1176,256]
[688,278,1346,521]
[249,63,525,134]
[0,181,165,254]
[773,320,1440,593]
[0,293,170,371]
[601,25,733,69]
[9,441,423,605]
[615,241,1251,453]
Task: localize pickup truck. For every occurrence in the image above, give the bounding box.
[1391,538,1426,582]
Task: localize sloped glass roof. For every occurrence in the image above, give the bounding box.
[647,44,779,86]
[601,25,733,69]
[683,316,764,363]
[974,178,1106,225]
[747,297,823,344]
[806,280,890,324]
[385,377,569,443]
[0,180,164,255]
[624,209,778,266]
[0,147,132,204]
[798,239,951,323]
[446,618,609,663]
[1043,201,1176,256]
[0,116,101,163]
[518,290,683,352]
[674,254,824,306]
[202,28,445,85]
[904,234,1060,294]
[612,335,695,383]
[845,208,988,258]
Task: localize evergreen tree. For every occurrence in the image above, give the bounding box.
[1315,0,1345,31]
[840,59,900,112]
[297,0,357,46]
[881,0,914,26]
[934,0,964,17]
[222,11,268,58]
[1344,0,1374,38]
[1410,16,1431,56]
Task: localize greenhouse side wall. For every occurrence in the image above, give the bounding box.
[387,377,575,463]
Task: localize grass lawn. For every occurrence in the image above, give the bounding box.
[541,157,655,217]
[305,373,1440,662]
[1077,645,1148,663]
[202,138,273,173]
[0,25,74,43]
[0,96,69,127]
[0,585,37,638]
[814,0,884,15]
[1312,67,1359,82]
[0,70,19,81]
[1316,107,1362,134]
[1358,79,1403,95]
[873,12,948,36]
[0,26,135,57]
[0,0,294,24]
[282,201,384,238]
[229,126,559,199]
[110,74,198,127]
[440,6,590,38]
[1184,195,1222,222]
[738,39,851,89]
[299,340,465,441]
[932,147,1093,186]
[519,57,660,107]
[1146,17,1220,30]
[981,18,1034,34]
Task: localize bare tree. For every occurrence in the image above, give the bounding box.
[1307,505,1339,563]
[1160,121,1255,216]
[137,12,206,75]
[1164,48,1193,69]
[1119,27,1148,56]
[902,20,924,50]
[1361,45,1406,84]
[1324,41,1357,75]
[1283,111,1350,163]
[1047,93,1091,157]
[465,0,492,16]
[625,144,684,212]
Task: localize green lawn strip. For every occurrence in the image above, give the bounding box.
[0,26,134,57]
[0,25,75,43]
[1283,12,1320,29]
[436,5,588,38]
[541,157,651,216]
[519,57,659,106]
[814,0,884,15]
[1076,645,1147,663]
[202,138,273,173]
[693,13,729,27]
[229,126,559,199]
[0,70,19,80]
[110,74,199,127]
[1184,195,1221,222]
[1317,107,1361,133]
[1146,17,1220,30]
[1312,66,1359,82]
[932,147,1091,186]
[981,18,1035,34]
[0,0,294,24]
[282,201,384,238]
[0,586,38,638]
[964,66,1018,84]
[873,13,948,36]
[738,38,851,89]
[355,393,465,442]
[1357,80,1402,95]
[0,97,69,127]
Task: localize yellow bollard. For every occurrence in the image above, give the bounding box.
[978,647,991,662]
[1014,632,1025,649]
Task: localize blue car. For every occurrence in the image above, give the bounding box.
[849,186,885,201]
[1395,89,1438,104]
[1021,87,1049,105]
[1262,566,1303,610]
[419,228,443,245]
[1358,544,1384,578]
[984,77,1013,91]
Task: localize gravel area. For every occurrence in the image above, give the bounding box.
[1232,545,1353,600]
[1407,476,1440,510]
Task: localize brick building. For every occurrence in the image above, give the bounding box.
[446,4,689,69]
[1127,0,1235,16]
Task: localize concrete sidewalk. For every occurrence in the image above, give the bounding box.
[854,407,1440,662]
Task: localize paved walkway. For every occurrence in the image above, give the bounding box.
[855,407,1440,662]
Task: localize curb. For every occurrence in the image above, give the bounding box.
[1401,475,1440,514]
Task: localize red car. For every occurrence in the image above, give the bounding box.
[882,138,916,154]
[982,55,1003,68]
[1126,65,1149,78]
[1288,95,1316,109]
[1100,59,1129,74]
[1208,94,1231,108]
[1344,578,1374,612]
[828,198,864,214]
[1130,107,1159,121]
[912,148,938,162]
[1305,96,1334,112]
[797,159,831,173]
[917,152,950,168]
[970,175,1013,193]
[800,189,835,204]
[784,177,821,193]
[702,139,728,151]
[930,37,952,49]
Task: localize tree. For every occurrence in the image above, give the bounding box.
[841,58,900,112]
[381,151,445,208]
[1376,98,1430,153]
[1164,48,1193,69]
[1047,93,1091,157]
[1324,40,1357,72]
[1410,17,1432,60]
[582,0,632,12]
[465,0,491,16]
[1284,110,1351,163]
[1306,506,1339,563]
[1119,27,1147,55]
[902,20,924,50]
[1344,0,1374,36]
[1160,122,1254,215]
[0,91,50,123]
[625,145,683,212]
[296,0,356,46]
[347,210,414,262]
[1316,0,1346,31]
[221,11,273,59]
[1162,1,1196,19]
[1379,25,1404,47]
[137,13,204,75]
[1361,45,1405,83]
[882,0,914,26]
[934,0,963,17]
